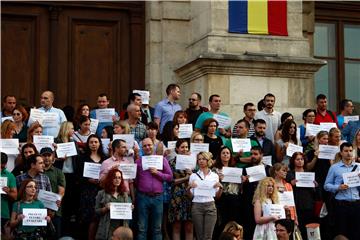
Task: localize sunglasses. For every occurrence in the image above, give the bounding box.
[13,112,21,116]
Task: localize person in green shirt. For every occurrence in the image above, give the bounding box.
[1,152,18,233]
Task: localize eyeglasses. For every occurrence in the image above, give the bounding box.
[188,98,197,102]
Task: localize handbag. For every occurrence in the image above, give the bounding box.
[293,225,303,240]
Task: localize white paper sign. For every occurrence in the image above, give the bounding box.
[305,124,322,137]
[262,156,272,166]
[29,108,45,124]
[119,163,137,179]
[0,177,8,194]
[90,118,99,133]
[344,115,359,124]
[286,143,303,157]
[0,139,19,154]
[95,108,115,123]
[33,135,54,152]
[56,142,77,158]
[222,167,243,183]
[193,180,216,197]
[178,124,193,139]
[320,122,337,132]
[231,138,251,152]
[295,172,315,188]
[278,191,295,206]
[38,190,62,211]
[246,165,267,182]
[133,90,150,105]
[343,171,360,188]
[190,143,209,154]
[213,114,231,129]
[1,116,13,122]
[175,154,196,170]
[318,145,339,159]
[142,155,163,170]
[83,162,101,179]
[42,112,58,127]
[110,203,132,220]
[263,204,286,219]
[167,141,177,150]
[113,134,135,149]
[22,208,47,226]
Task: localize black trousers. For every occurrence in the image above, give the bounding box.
[334,200,360,240]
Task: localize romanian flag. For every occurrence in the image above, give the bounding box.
[229,0,288,36]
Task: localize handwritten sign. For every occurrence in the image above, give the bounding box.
[246,165,266,182]
[90,118,99,133]
[0,177,8,194]
[231,138,251,152]
[344,115,359,124]
[95,108,115,123]
[318,145,339,159]
[343,171,360,188]
[38,190,62,211]
[262,156,272,166]
[56,142,77,158]
[263,204,286,219]
[178,124,193,139]
[278,191,295,206]
[175,154,196,170]
[167,141,176,150]
[83,162,101,179]
[295,172,315,188]
[33,135,54,152]
[42,113,58,127]
[0,139,19,155]
[320,122,337,132]
[286,143,303,157]
[222,167,242,183]
[110,203,132,220]
[142,155,163,170]
[190,143,209,154]
[193,180,216,197]
[29,108,45,125]
[133,90,150,104]
[22,208,47,226]
[213,114,231,129]
[305,124,322,137]
[118,164,137,179]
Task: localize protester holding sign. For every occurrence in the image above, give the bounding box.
[77,134,106,240]
[167,139,193,240]
[275,120,300,166]
[212,146,242,239]
[12,105,29,143]
[299,109,317,154]
[252,177,279,240]
[187,151,222,240]
[26,122,43,143]
[270,163,297,224]
[95,168,131,240]
[286,152,318,239]
[202,118,223,160]
[73,104,91,130]
[12,143,38,177]
[72,115,92,153]
[10,179,51,238]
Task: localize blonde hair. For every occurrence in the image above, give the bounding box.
[27,122,43,142]
[314,130,329,150]
[57,121,74,142]
[253,177,278,204]
[1,119,16,138]
[190,131,204,143]
[223,221,243,239]
[269,163,288,179]
[113,120,130,134]
[197,151,214,168]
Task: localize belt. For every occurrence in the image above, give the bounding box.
[336,199,360,206]
[139,191,162,197]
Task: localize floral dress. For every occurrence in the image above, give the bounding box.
[253,199,277,240]
[168,155,192,223]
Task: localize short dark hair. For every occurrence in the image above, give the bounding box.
[166,84,180,95]
[316,94,327,102]
[243,102,255,111]
[98,93,109,100]
[1,152,8,164]
[128,92,141,103]
[339,99,352,111]
[112,139,127,150]
[209,94,220,102]
[147,122,159,130]
[254,119,266,127]
[202,118,219,134]
[264,93,275,99]
[251,146,263,154]
[237,119,250,129]
[28,154,42,166]
[340,142,353,152]
[275,219,294,234]
[192,92,202,101]
[302,109,316,120]
[2,95,16,103]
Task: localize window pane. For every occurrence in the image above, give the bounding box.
[314,23,336,57]
[344,24,360,58]
[345,61,360,114]
[314,60,337,111]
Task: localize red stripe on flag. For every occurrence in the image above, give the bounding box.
[268,0,288,36]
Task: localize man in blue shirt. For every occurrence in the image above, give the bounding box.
[324,142,360,240]
[342,120,360,143]
[154,84,182,133]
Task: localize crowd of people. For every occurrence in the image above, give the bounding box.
[1,84,360,240]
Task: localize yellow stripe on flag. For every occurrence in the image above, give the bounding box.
[248,0,268,34]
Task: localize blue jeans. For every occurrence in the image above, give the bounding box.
[136,192,163,240]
